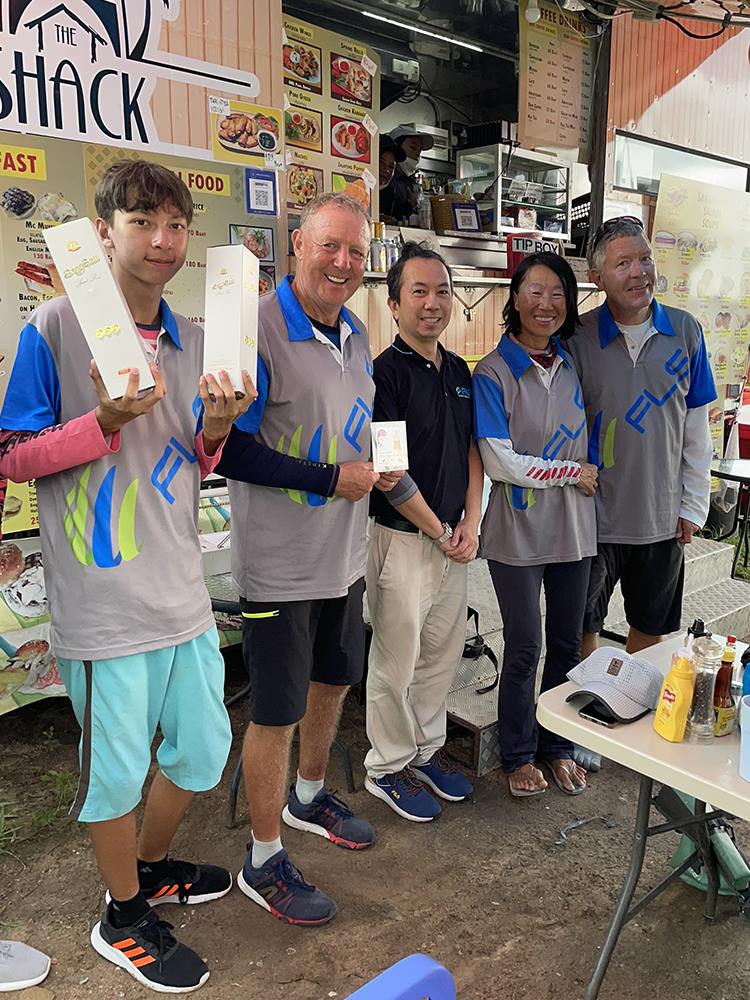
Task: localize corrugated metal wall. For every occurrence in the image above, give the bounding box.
[608,16,750,161]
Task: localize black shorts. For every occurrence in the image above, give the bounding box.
[583,539,685,637]
[240,578,365,726]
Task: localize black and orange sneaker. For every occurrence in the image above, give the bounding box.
[91,905,209,993]
[139,857,232,907]
[237,848,337,926]
[106,858,233,908]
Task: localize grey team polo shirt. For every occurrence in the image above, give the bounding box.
[0,296,215,661]
[567,300,716,545]
[473,335,596,567]
[228,275,375,602]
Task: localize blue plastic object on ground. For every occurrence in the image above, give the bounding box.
[344,954,457,1000]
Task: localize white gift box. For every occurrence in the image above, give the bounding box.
[371,420,409,473]
[43,218,155,399]
[203,244,259,394]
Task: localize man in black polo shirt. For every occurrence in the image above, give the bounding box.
[364,242,482,822]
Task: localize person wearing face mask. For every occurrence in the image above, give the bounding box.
[379,126,435,224]
[378,135,406,224]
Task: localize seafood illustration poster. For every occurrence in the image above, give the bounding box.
[652,173,750,459]
[282,16,380,216]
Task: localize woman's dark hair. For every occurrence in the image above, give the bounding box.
[387,241,452,302]
[502,252,580,341]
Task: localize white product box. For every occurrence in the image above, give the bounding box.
[203,244,259,394]
[43,218,154,399]
[371,420,409,473]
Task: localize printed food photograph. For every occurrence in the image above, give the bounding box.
[259,267,276,296]
[14,259,64,297]
[283,42,322,89]
[331,172,370,210]
[1,187,36,219]
[229,225,274,262]
[37,192,78,224]
[287,165,323,209]
[331,116,371,162]
[216,110,281,154]
[330,55,372,106]
[285,107,323,152]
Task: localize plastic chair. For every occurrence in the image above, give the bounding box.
[345,954,457,1000]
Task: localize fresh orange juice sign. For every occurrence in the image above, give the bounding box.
[0,144,47,180]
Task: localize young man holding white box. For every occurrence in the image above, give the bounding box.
[0,161,254,994]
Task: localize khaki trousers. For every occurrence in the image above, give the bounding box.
[365,523,468,778]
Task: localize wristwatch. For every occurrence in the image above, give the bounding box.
[433,522,454,546]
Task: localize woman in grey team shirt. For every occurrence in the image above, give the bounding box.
[472,254,599,797]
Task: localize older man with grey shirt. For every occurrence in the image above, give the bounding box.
[569,217,716,663]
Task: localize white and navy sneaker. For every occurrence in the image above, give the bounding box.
[365,768,441,822]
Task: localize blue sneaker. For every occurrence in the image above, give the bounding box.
[282,786,375,849]
[237,848,337,926]
[365,768,441,822]
[412,749,473,802]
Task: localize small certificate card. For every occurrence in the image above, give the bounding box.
[371,420,409,473]
[43,218,154,399]
[203,244,259,394]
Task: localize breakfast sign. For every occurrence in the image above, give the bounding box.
[0,0,260,157]
[652,174,750,461]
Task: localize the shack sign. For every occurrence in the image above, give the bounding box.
[0,1,260,157]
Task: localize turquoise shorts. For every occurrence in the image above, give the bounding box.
[57,626,232,823]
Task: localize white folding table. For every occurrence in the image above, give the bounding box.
[537,635,750,999]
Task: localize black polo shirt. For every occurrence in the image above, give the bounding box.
[370,333,474,524]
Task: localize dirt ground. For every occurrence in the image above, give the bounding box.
[3,649,750,1000]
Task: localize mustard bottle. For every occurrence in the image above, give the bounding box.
[654,648,696,742]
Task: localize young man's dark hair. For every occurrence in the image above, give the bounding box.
[503,251,580,341]
[386,241,452,303]
[95,160,194,226]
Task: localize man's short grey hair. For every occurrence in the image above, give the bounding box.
[588,218,651,271]
[299,192,371,229]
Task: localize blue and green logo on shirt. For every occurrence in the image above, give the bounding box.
[64,464,141,569]
[275,424,338,507]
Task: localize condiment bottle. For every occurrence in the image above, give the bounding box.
[654,647,696,743]
[686,633,724,744]
[369,222,386,273]
[714,635,737,738]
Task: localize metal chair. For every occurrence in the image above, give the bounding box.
[345,954,457,1000]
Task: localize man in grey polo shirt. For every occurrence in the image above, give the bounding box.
[220,193,400,926]
[569,217,716,661]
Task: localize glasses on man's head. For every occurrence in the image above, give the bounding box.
[589,215,644,259]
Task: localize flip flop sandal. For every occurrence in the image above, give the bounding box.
[543,759,587,796]
[507,763,547,798]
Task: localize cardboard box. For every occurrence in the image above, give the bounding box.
[203,244,259,394]
[371,420,409,473]
[42,218,154,399]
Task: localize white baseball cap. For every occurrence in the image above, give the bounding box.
[388,125,435,151]
[565,647,664,722]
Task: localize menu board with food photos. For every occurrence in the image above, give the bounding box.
[0,131,282,402]
[282,16,380,218]
[652,173,750,461]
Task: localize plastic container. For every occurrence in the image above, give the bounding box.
[686,633,724,744]
[653,647,696,743]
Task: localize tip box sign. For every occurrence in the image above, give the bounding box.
[510,236,562,256]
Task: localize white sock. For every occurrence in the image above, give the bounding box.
[295,771,324,805]
[251,835,283,869]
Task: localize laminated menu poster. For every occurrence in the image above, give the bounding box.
[0,540,61,717]
[0,132,281,405]
[652,174,750,462]
[518,0,592,153]
[283,17,381,217]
